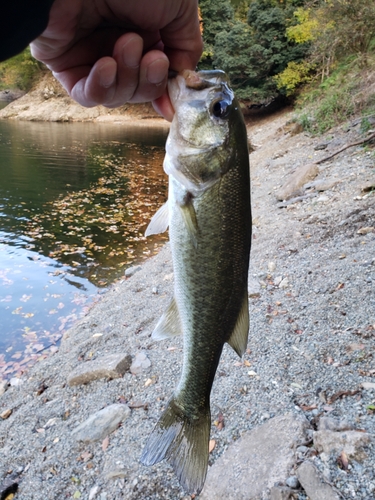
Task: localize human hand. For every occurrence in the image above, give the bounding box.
[30,0,202,120]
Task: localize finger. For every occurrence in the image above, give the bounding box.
[55,57,117,107]
[105,33,143,108]
[152,93,175,122]
[127,50,169,104]
[160,1,203,72]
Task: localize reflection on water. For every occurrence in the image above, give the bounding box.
[0,120,169,378]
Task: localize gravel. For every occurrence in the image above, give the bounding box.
[0,108,374,499]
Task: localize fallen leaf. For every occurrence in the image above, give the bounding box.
[209,439,216,453]
[338,450,349,470]
[80,451,93,462]
[102,436,109,451]
[357,227,374,234]
[0,408,12,419]
[300,404,317,411]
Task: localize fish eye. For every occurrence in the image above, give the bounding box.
[211,99,231,119]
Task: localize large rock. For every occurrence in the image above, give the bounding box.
[200,413,311,500]
[72,404,130,443]
[275,163,319,201]
[297,461,340,500]
[67,353,132,386]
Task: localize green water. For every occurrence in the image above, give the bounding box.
[0,120,169,378]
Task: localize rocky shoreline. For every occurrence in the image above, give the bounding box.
[0,94,375,499]
[0,73,165,124]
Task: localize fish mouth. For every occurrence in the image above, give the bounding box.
[168,70,229,111]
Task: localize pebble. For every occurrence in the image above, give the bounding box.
[72,404,130,443]
[285,476,300,489]
[0,380,8,396]
[9,377,23,387]
[130,351,151,375]
[268,262,276,272]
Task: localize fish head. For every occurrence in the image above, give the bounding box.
[165,70,246,195]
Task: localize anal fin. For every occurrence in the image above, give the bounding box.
[152,297,182,340]
[227,292,249,357]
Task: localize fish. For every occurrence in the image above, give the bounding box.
[141,69,252,495]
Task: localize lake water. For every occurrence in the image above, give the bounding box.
[0,119,169,379]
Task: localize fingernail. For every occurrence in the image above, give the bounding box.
[147,59,169,85]
[122,38,141,68]
[99,62,116,88]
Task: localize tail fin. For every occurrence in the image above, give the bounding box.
[140,398,211,495]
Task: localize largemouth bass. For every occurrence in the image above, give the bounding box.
[141,70,251,495]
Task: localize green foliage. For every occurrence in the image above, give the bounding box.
[213,21,277,101]
[0,47,43,91]
[286,8,318,44]
[204,0,310,101]
[199,0,235,67]
[274,60,313,95]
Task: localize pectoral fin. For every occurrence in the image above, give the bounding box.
[152,297,182,340]
[145,201,169,236]
[178,200,198,248]
[227,293,249,357]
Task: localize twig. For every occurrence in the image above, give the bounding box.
[316,132,375,164]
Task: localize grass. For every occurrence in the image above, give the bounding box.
[0,47,45,92]
[295,54,375,135]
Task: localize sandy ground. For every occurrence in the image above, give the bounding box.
[0,104,375,499]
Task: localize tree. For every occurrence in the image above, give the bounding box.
[212,0,310,101]
[199,0,235,68]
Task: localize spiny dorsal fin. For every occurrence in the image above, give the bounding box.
[227,292,249,357]
[178,200,198,248]
[145,201,169,236]
[152,297,182,340]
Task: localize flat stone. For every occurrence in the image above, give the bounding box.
[130,351,151,375]
[270,486,294,500]
[72,404,130,443]
[275,163,319,201]
[304,179,338,192]
[318,417,353,432]
[200,413,311,500]
[361,382,375,390]
[297,461,340,500]
[67,353,132,386]
[125,265,141,277]
[313,430,372,461]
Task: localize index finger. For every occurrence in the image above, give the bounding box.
[160,1,203,72]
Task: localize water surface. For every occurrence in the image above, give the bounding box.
[0,120,169,378]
